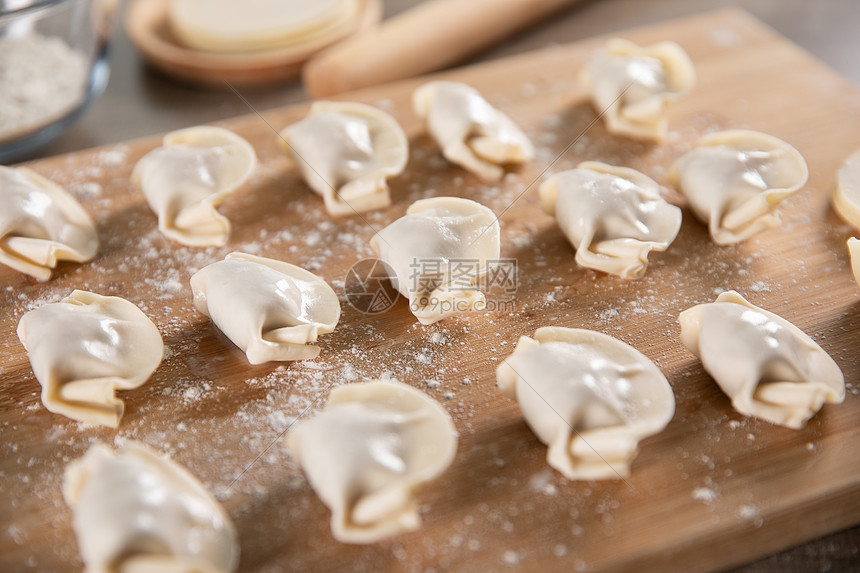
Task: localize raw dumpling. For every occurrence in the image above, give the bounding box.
[581,38,695,141]
[370,196,500,325]
[413,81,534,180]
[0,165,98,281]
[832,148,860,230]
[63,441,238,573]
[190,252,340,364]
[278,101,408,216]
[539,161,682,279]
[16,290,163,427]
[132,126,257,246]
[287,380,457,544]
[669,129,808,245]
[848,237,860,287]
[679,290,844,429]
[497,327,674,480]
[834,154,860,288]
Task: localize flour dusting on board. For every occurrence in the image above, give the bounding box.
[2,16,859,571]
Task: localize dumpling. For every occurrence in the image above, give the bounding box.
[832,148,860,230]
[848,237,860,287]
[413,81,534,180]
[679,290,844,429]
[16,290,164,427]
[369,196,500,325]
[834,154,860,287]
[0,165,98,281]
[278,101,408,216]
[286,380,457,544]
[581,38,695,141]
[63,441,238,573]
[539,161,682,279]
[669,129,808,245]
[496,327,674,480]
[132,126,257,246]
[190,251,340,364]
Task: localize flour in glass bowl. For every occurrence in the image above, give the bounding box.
[0,32,88,141]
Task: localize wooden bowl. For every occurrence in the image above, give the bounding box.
[125,0,383,88]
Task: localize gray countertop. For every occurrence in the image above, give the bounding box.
[25,0,860,570]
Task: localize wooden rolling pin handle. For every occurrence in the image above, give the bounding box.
[303,0,580,98]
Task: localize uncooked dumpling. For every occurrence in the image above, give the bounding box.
[287,380,457,544]
[16,290,163,427]
[413,81,534,180]
[833,154,860,288]
[279,101,408,216]
[581,38,695,141]
[669,129,808,245]
[832,148,860,231]
[848,237,860,287]
[63,441,238,573]
[370,196,500,324]
[190,252,341,364]
[679,290,844,429]
[132,126,257,246]
[539,161,682,279]
[0,165,98,281]
[497,327,675,480]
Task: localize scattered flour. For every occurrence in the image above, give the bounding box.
[0,62,837,573]
[693,487,719,503]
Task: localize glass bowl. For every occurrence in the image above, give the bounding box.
[0,0,112,163]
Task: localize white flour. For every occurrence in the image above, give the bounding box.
[0,33,88,139]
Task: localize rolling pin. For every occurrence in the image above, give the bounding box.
[302,0,581,98]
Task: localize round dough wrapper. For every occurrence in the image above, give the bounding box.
[169,0,358,53]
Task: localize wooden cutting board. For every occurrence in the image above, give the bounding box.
[2,8,860,572]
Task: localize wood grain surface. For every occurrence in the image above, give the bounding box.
[2,9,860,572]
